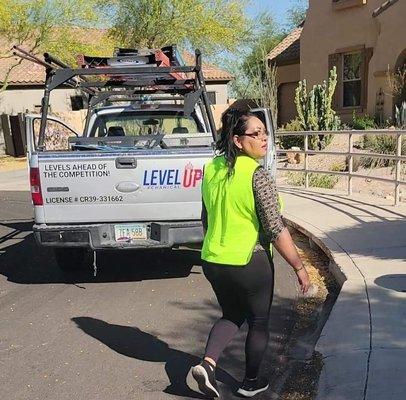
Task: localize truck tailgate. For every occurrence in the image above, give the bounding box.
[37,149,212,223]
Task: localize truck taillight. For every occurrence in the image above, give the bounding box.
[30,167,43,206]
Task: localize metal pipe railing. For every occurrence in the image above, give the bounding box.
[275,129,406,205]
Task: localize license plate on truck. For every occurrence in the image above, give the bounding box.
[115,224,147,241]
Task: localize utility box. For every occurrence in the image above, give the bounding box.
[0,113,26,157]
[9,114,26,156]
[1,113,15,156]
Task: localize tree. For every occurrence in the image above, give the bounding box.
[0,0,114,89]
[241,13,284,78]
[105,0,251,55]
[227,12,282,126]
[286,0,308,29]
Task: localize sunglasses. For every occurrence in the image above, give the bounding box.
[238,130,269,140]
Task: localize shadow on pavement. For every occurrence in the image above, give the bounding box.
[0,221,202,285]
[375,274,406,292]
[280,188,406,261]
[280,187,405,221]
[72,316,239,398]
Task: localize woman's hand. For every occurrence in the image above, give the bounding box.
[273,228,311,294]
[295,267,310,294]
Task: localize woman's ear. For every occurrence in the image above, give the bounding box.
[232,135,243,150]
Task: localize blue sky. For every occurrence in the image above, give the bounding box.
[248,0,308,27]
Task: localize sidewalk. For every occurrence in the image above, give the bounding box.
[0,168,29,191]
[280,186,406,400]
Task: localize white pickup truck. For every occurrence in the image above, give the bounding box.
[22,46,277,270]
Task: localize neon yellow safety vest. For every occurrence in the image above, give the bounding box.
[201,155,261,265]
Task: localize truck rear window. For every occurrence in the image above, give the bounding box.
[90,111,204,137]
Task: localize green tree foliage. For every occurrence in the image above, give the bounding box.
[106,0,251,55]
[0,0,114,88]
[241,13,284,78]
[228,13,283,97]
[286,0,308,29]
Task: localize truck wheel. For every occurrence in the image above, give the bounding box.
[54,248,91,271]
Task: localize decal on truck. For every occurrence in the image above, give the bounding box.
[142,163,203,189]
[43,162,110,179]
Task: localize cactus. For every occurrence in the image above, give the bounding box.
[395,101,406,129]
[294,67,341,150]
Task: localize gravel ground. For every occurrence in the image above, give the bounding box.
[276,228,339,400]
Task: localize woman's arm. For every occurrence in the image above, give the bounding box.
[253,167,310,293]
[252,167,285,244]
[201,199,208,235]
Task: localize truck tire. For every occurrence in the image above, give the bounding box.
[54,248,91,271]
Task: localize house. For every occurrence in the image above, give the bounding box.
[269,0,406,126]
[0,38,233,116]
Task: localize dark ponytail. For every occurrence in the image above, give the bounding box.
[216,109,255,176]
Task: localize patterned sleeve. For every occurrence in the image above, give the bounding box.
[252,166,285,244]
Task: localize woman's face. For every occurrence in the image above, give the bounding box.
[232,116,268,159]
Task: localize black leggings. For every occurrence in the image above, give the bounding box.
[202,250,274,379]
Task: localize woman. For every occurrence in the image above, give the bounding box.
[187,110,310,398]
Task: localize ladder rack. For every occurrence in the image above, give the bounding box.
[12,44,217,148]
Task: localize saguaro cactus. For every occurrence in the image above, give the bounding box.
[294,67,341,149]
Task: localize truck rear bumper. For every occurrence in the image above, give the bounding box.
[33,221,203,249]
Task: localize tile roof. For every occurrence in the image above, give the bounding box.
[0,35,233,85]
[267,27,302,65]
[182,52,233,81]
[372,0,399,17]
[0,53,46,85]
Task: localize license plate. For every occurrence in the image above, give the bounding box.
[115,224,147,242]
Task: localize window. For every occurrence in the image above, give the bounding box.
[70,95,84,111]
[343,52,362,107]
[207,91,217,105]
[329,48,372,112]
[33,118,77,151]
[89,111,204,137]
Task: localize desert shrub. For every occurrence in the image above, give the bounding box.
[279,118,304,149]
[329,162,347,172]
[286,172,338,189]
[360,134,406,168]
[351,112,377,130]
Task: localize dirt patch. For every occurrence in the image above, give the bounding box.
[291,229,337,296]
[275,228,340,400]
[0,156,27,172]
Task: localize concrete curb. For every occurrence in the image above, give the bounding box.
[283,214,371,400]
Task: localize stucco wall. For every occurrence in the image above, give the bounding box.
[277,63,300,85]
[275,63,300,126]
[205,82,229,105]
[301,0,406,120]
[368,2,406,118]
[0,88,80,115]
